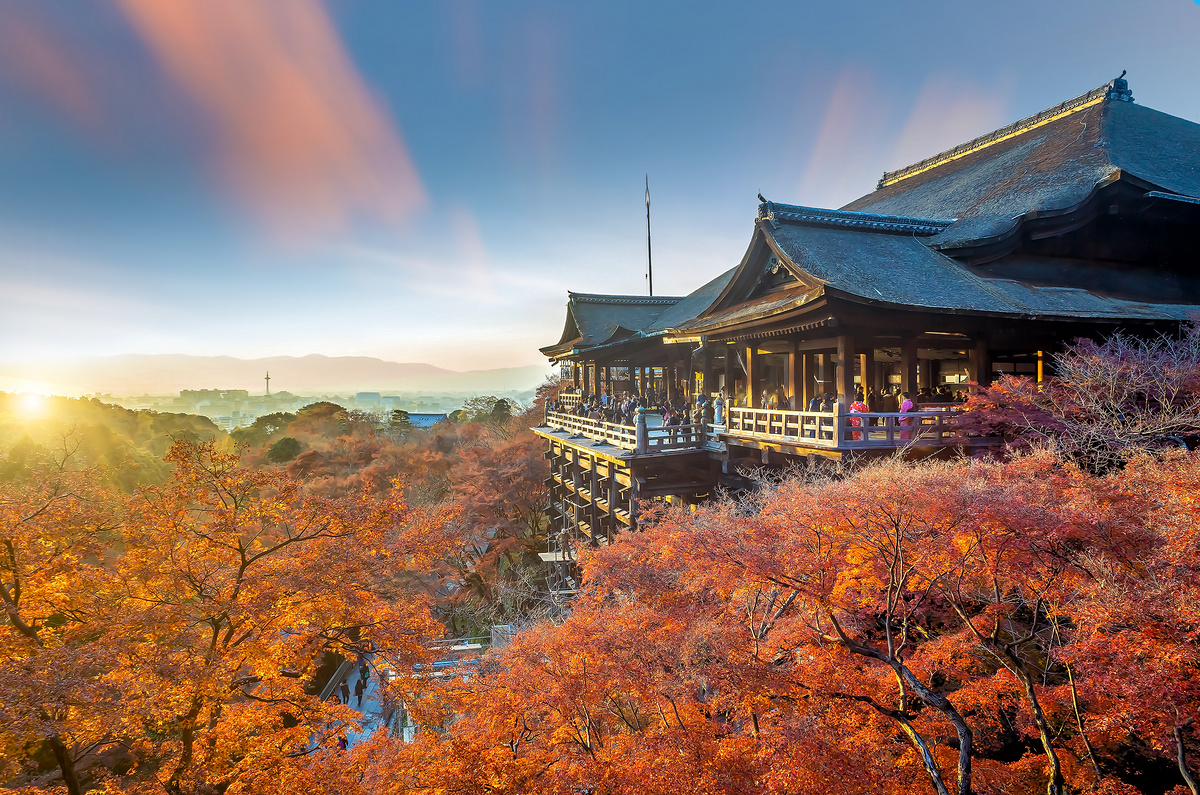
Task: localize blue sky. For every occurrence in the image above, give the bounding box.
[1,0,1198,374]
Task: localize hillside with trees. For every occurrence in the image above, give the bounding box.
[2,336,1200,794]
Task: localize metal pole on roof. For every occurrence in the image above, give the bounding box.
[645,175,654,296]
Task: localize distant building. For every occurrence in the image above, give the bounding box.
[408,413,447,428]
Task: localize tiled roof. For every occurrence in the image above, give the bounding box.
[540,293,682,358]
[843,78,1200,250]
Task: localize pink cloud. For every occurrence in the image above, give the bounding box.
[886,74,1014,172]
[795,64,893,208]
[114,0,427,243]
[0,13,105,132]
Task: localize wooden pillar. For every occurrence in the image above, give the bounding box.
[572,362,580,390]
[726,342,739,401]
[1037,350,1046,385]
[745,344,760,408]
[571,448,581,534]
[918,357,933,390]
[836,334,857,406]
[969,340,990,385]
[607,468,618,542]
[636,365,644,397]
[788,344,803,411]
[900,338,918,395]
[858,345,875,394]
[701,344,713,399]
[588,457,599,547]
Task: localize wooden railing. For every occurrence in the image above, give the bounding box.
[558,392,584,410]
[545,410,707,454]
[546,406,965,454]
[724,406,961,449]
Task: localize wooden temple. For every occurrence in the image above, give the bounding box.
[534,75,1200,565]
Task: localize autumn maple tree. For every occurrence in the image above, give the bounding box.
[1,439,456,794]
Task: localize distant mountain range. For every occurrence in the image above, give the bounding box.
[0,354,553,397]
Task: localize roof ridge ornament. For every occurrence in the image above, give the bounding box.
[757,195,780,229]
[1106,70,1133,102]
[877,76,1133,189]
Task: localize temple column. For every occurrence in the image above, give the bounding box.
[900,338,918,395]
[665,364,675,405]
[918,356,933,390]
[858,344,875,395]
[788,343,803,410]
[726,342,739,401]
[745,343,760,408]
[969,340,991,385]
[1037,350,1047,385]
[572,362,580,390]
[836,334,857,406]
[701,343,713,399]
[814,353,829,397]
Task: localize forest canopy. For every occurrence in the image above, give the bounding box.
[1,353,1199,795]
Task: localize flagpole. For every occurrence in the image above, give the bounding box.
[645,175,653,296]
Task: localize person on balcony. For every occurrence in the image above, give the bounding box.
[848,396,869,441]
[881,387,899,413]
[898,392,915,441]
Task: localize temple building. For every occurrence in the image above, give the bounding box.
[534,75,1200,564]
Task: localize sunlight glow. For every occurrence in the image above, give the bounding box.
[16,392,48,417]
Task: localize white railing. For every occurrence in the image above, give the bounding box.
[547,406,964,454]
[558,392,584,410]
[548,410,638,449]
[725,406,961,449]
[544,410,707,454]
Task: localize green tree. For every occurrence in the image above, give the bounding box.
[266,436,302,463]
[390,409,413,436]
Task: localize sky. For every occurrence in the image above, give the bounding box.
[1,0,1199,373]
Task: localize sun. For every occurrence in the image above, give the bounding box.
[16,392,48,417]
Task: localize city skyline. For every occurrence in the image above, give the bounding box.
[2,1,1199,381]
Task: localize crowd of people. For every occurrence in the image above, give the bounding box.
[549,382,966,437]
[547,389,720,430]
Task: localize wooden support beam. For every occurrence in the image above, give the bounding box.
[607,471,618,543]
[836,334,856,406]
[788,344,803,411]
[969,339,991,385]
[589,457,599,547]
[745,344,760,408]
[900,338,918,395]
[701,344,713,399]
[858,345,875,394]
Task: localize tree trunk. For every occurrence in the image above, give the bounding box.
[47,735,83,795]
[1175,723,1199,795]
[1067,663,1102,783]
[890,661,973,795]
[894,716,953,795]
[1011,663,1064,795]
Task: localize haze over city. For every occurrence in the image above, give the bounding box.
[2,1,1199,390]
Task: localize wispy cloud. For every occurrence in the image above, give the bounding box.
[114,0,427,243]
[794,64,892,208]
[886,74,1013,172]
[0,11,106,132]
